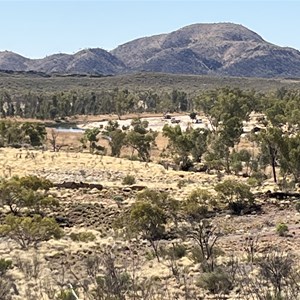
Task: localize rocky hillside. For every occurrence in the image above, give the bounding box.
[0,48,126,75]
[1,23,300,77]
[112,23,300,78]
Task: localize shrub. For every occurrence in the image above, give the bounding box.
[129,201,167,261]
[182,189,214,221]
[0,259,12,276]
[171,243,187,259]
[0,176,56,215]
[113,195,124,203]
[276,223,289,237]
[122,174,136,185]
[190,245,224,265]
[247,177,260,187]
[196,270,232,294]
[248,171,267,186]
[70,231,96,242]
[56,288,78,300]
[163,243,187,260]
[177,179,186,189]
[215,179,254,215]
[0,215,63,249]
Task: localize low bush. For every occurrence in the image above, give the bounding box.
[0,214,63,249]
[70,231,96,242]
[122,174,136,185]
[0,259,12,276]
[196,269,233,294]
[276,223,289,237]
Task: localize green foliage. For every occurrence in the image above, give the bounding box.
[247,171,267,187]
[69,231,96,242]
[0,176,57,215]
[230,149,252,175]
[189,111,197,120]
[119,194,169,261]
[254,127,284,183]
[136,188,180,226]
[0,74,300,120]
[204,135,229,173]
[169,243,187,259]
[82,128,101,153]
[0,259,12,276]
[161,243,187,260]
[122,174,136,185]
[103,120,126,157]
[162,124,209,169]
[183,189,215,221]
[18,175,53,191]
[129,201,167,241]
[195,87,256,173]
[126,118,158,162]
[21,122,46,146]
[0,120,46,147]
[196,270,233,294]
[55,289,78,300]
[215,179,254,214]
[278,134,300,183]
[276,223,289,237]
[195,87,256,130]
[0,214,63,249]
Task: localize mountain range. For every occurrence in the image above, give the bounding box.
[1,23,300,78]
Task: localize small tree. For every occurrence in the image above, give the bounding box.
[254,127,284,183]
[257,252,298,299]
[183,189,215,222]
[82,128,101,153]
[103,120,126,157]
[215,179,254,214]
[188,220,220,272]
[0,259,12,276]
[49,129,60,152]
[162,124,209,170]
[21,122,47,147]
[189,112,197,122]
[0,215,63,249]
[0,176,56,215]
[136,188,180,227]
[129,201,167,261]
[91,251,132,300]
[126,118,157,162]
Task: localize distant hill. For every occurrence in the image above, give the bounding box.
[112,23,300,78]
[0,49,126,75]
[1,23,300,78]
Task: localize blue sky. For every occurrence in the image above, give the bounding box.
[1,0,299,58]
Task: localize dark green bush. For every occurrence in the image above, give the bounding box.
[196,270,232,294]
[0,259,12,276]
[276,223,289,237]
[69,231,96,242]
[122,174,136,185]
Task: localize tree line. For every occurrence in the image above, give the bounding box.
[0,88,191,119]
[2,86,300,185]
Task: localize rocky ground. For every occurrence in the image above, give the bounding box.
[0,147,299,299]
